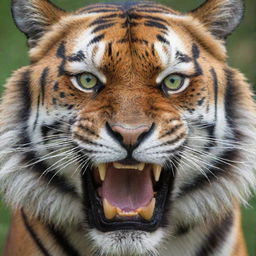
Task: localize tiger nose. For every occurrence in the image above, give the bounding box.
[107,123,154,147]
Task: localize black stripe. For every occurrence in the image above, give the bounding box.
[48,226,81,256]
[77,124,99,137]
[156,34,170,45]
[17,128,78,197]
[18,70,31,122]
[174,223,193,236]
[177,148,239,197]
[205,123,217,151]
[53,81,59,91]
[108,42,112,56]
[89,14,118,26]
[126,12,143,20]
[56,42,66,76]
[192,44,203,76]
[23,151,79,196]
[176,51,192,63]
[224,69,238,128]
[56,42,66,59]
[196,213,233,256]
[33,95,41,131]
[224,69,244,144]
[210,68,218,121]
[144,20,168,30]
[88,9,119,13]
[67,51,86,62]
[21,210,52,256]
[92,22,115,33]
[135,9,169,14]
[129,14,168,24]
[151,43,155,56]
[88,34,105,45]
[159,124,183,139]
[41,121,62,140]
[40,67,49,106]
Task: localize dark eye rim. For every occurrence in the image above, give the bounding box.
[75,72,104,93]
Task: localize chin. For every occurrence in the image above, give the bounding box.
[88,229,165,256]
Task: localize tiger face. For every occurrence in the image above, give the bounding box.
[1,0,256,255]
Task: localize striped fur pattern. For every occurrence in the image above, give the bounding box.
[1,0,255,255]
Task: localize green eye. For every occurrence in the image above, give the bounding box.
[78,73,98,89]
[163,75,185,91]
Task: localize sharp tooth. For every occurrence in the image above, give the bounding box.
[139,198,156,221]
[153,165,162,182]
[117,208,138,217]
[113,162,145,170]
[138,163,145,171]
[98,163,106,181]
[103,199,117,219]
[113,162,125,169]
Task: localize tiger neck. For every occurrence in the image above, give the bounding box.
[3,207,247,256]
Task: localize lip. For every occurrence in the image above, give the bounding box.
[81,162,176,232]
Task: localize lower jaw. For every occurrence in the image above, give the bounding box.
[81,165,176,232]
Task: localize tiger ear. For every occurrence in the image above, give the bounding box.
[11,0,66,47]
[190,0,244,39]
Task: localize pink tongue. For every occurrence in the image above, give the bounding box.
[102,164,153,212]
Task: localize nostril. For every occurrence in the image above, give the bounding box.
[105,122,124,144]
[106,122,154,147]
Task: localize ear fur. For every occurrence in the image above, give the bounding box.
[190,0,244,39]
[11,0,65,48]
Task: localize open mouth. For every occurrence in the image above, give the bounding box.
[83,160,175,232]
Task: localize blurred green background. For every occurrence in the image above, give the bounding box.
[0,0,255,255]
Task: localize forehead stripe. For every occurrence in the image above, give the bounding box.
[144,20,168,30]
[92,22,115,33]
[88,34,105,46]
[156,34,170,45]
[67,51,86,63]
[89,14,118,26]
[87,9,120,14]
[56,42,67,77]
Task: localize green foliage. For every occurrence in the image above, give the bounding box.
[0,0,255,255]
[0,200,10,253]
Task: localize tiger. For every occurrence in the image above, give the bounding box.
[1,0,255,255]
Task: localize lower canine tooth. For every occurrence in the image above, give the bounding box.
[103,199,117,219]
[153,165,162,182]
[98,163,106,181]
[139,198,156,220]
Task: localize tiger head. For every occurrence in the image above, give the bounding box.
[1,0,255,255]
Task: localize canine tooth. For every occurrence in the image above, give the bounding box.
[98,163,106,181]
[103,199,117,219]
[153,165,162,182]
[139,198,156,221]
